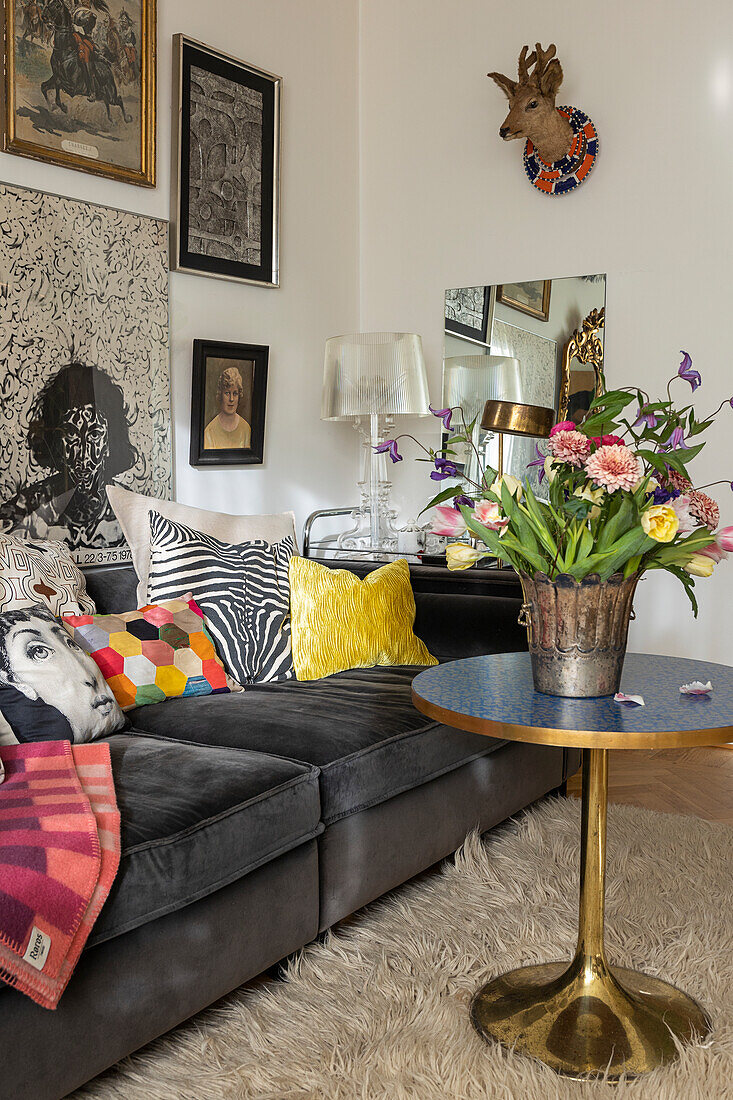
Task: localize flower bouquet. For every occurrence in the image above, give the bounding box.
[376,353,732,696]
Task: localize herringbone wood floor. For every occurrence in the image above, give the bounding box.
[567,747,733,825]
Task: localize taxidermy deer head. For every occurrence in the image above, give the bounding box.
[488,44,574,165]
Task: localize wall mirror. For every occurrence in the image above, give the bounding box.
[443,273,606,494]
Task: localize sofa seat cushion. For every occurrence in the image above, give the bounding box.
[89,734,322,946]
[126,667,506,825]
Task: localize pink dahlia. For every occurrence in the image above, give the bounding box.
[688,490,720,531]
[547,430,591,467]
[584,444,641,492]
[550,420,576,436]
[666,468,692,494]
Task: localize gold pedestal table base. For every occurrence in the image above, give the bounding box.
[410,653,733,1080]
[471,748,711,1078]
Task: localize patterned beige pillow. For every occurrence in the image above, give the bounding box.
[0,535,95,616]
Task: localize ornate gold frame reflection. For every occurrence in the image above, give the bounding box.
[470,747,712,1079]
[558,307,606,423]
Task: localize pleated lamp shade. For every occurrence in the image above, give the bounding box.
[442,354,523,423]
[322,332,430,420]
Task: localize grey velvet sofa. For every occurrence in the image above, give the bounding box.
[0,561,578,1100]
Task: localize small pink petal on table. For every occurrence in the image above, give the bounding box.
[679,681,713,695]
[614,692,645,707]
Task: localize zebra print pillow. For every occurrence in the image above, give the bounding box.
[146,512,295,686]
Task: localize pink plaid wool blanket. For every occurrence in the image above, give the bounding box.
[0,741,120,1009]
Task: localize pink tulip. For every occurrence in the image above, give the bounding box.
[474,500,510,531]
[719,525,733,552]
[431,505,468,538]
[698,541,727,563]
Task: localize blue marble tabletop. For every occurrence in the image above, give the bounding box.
[412,653,733,746]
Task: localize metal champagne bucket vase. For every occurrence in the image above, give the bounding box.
[518,571,640,698]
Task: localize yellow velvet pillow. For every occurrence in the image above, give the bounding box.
[289,557,438,680]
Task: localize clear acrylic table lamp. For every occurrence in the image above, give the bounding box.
[322,332,430,554]
[442,354,522,483]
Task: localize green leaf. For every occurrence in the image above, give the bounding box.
[499,530,549,574]
[464,516,517,568]
[520,483,558,558]
[596,495,634,552]
[510,508,550,573]
[661,442,705,474]
[579,412,621,436]
[417,484,463,516]
[577,525,595,561]
[564,527,655,582]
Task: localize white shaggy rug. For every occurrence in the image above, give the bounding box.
[74,798,733,1100]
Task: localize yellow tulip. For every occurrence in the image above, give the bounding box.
[490,474,523,501]
[685,553,715,578]
[446,543,484,571]
[641,504,679,543]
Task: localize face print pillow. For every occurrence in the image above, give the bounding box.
[0,605,126,746]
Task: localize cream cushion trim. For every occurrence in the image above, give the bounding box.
[106,485,297,605]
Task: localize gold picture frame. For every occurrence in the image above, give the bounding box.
[497,280,552,322]
[558,307,606,424]
[3,0,156,187]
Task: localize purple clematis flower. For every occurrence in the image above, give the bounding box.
[633,406,658,430]
[659,425,688,453]
[430,457,458,481]
[373,439,402,463]
[668,425,688,450]
[678,351,701,391]
[453,494,475,509]
[429,404,453,431]
[527,443,547,484]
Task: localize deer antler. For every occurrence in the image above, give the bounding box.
[517,45,537,84]
[529,42,563,99]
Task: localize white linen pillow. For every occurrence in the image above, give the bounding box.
[106,485,298,605]
[0,535,95,616]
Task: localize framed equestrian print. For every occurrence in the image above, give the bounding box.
[172,35,281,287]
[189,340,268,467]
[3,0,156,187]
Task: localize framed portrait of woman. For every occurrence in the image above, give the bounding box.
[189,340,268,467]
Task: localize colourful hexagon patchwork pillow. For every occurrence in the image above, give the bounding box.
[62,596,232,711]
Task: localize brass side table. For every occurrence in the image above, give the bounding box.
[412,651,733,1080]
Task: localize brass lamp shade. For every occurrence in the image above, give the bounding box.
[481,399,555,439]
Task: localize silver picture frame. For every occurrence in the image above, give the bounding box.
[171,34,281,288]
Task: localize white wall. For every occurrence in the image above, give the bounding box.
[4,0,731,662]
[359,0,733,664]
[0,0,361,536]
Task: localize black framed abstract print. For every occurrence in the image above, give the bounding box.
[190,340,268,467]
[172,35,281,287]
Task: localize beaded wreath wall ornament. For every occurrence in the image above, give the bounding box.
[523,106,598,196]
[489,44,598,197]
